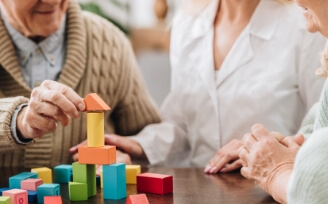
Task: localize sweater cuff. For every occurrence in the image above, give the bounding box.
[10,103,33,145]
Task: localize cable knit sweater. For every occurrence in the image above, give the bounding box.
[0,0,160,168]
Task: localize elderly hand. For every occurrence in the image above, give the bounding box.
[17,80,85,139]
[204,139,243,174]
[239,124,304,203]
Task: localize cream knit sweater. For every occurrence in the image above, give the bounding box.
[0,0,160,168]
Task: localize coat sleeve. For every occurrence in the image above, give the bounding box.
[0,96,30,152]
[287,127,328,204]
[298,102,319,139]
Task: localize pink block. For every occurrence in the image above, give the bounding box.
[21,178,43,191]
[3,189,28,204]
[126,194,149,204]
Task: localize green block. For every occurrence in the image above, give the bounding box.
[72,162,96,197]
[68,182,88,201]
[0,196,10,204]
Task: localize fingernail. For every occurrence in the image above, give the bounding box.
[69,146,76,152]
[220,168,226,173]
[78,103,85,112]
[204,165,212,173]
[209,167,217,174]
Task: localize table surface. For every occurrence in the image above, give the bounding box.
[0,167,277,204]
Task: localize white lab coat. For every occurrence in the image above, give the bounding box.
[131,0,326,167]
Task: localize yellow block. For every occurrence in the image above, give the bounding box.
[126,165,141,184]
[87,112,104,147]
[31,167,52,183]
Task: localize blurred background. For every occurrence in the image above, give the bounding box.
[78,0,178,107]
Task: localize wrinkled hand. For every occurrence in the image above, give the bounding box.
[238,124,304,200]
[204,139,243,174]
[17,80,85,139]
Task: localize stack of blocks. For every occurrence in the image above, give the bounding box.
[69,93,127,201]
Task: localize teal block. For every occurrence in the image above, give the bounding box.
[103,163,126,200]
[37,184,60,203]
[54,164,72,183]
[68,182,88,201]
[72,162,96,197]
[9,172,38,189]
[0,196,10,204]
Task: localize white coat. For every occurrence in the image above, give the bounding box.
[131,0,326,167]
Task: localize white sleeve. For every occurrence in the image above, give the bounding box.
[287,127,328,203]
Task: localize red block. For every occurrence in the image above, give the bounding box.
[44,196,62,204]
[137,173,173,195]
[126,194,149,204]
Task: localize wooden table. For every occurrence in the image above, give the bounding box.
[0,167,277,204]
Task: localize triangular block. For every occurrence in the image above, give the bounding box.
[84,93,110,112]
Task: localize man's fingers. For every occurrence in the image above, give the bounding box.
[251,123,270,140]
[270,131,284,142]
[221,159,243,173]
[69,140,88,154]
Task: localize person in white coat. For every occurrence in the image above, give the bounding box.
[71,0,326,171]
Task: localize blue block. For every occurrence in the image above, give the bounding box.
[0,188,10,196]
[54,164,72,183]
[103,163,126,200]
[37,184,60,203]
[28,190,38,203]
[9,172,38,189]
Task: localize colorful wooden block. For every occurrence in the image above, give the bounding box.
[78,145,116,165]
[137,173,173,195]
[84,93,110,112]
[27,191,38,203]
[126,194,149,204]
[87,112,104,147]
[31,167,52,184]
[126,165,141,184]
[44,196,62,204]
[72,162,96,197]
[0,188,10,196]
[103,163,126,200]
[0,196,10,204]
[37,184,60,204]
[3,189,28,204]
[9,172,38,189]
[68,182,88,201]
[54,164,72,183]
[21,178,43,191]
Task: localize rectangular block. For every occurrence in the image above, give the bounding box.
[27,191,38,203]
[126,165,141,184]
[0,188,10,196]
[37,184,60,204]
[44,196,62,204]
[31,168,52,184]
[3,189,28,204]
[68,182,88,201]
[0,196,10,204]
[72,162,96,197]
[54,165,72,183]
[126,194,149,204]
[21,178,43,191]
[137,173,173,195]
[103,163,126,200]
[9,172,38,189]
[87,112,104,147]
[78,145,116,165]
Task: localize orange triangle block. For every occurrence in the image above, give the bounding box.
[84,93,111,112]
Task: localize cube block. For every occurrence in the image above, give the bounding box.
[31,168,52,184]
[27,191,38,203]
[137,173,173,195]
[87,112,104,147]
[37,184,60,204]
[21,178,43,191]
[78,145,116,165]
[126,165,141,184]
[44,196,62,204]
[126,194,149,204]
[53,165,72,184]
[9,172,38,189]
[3,189,28,204]
[103,163,126,200]
[68,182,88,201]
[0,196,10,204]
[72,162,96,197]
